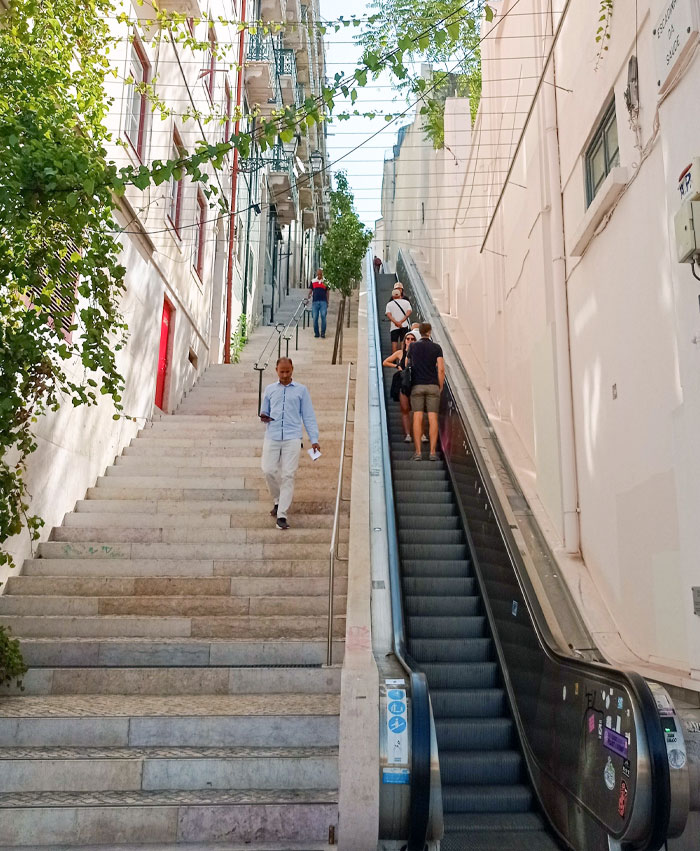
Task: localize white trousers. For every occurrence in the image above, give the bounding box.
[260,438,301,518]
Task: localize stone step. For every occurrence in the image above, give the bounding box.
[125,438,351,452]
[0,745,338,794]
[6,575,347,598]
[0,694,340,747]
[63,511,344,529]
[37,541,346,560]
[2,613,346,639]
[116,455,268,469]
[0,595,347,618]
[74,499,338,515]
[50,527,344,545]
[19,638,345,667]
[15,666,341,696]
[101,467,344,483]
[21,558,341,578]
[85,486,335,502]
[0,842,333,851]
[0,788,337,846]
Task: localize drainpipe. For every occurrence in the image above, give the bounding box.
[542,4,580,554]
[224,0,247,364]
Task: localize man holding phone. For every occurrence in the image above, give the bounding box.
[259,357,320,530]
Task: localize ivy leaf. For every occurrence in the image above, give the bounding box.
[350,88,358,104]
[446,21,460,41]
[484,4,494,22]
[354,68,368,86]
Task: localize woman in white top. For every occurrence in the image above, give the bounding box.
[385,287,412,352]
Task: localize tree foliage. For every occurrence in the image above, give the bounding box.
[321,173,372,298]
[357,0,492,148]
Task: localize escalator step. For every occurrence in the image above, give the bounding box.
[435,718,514,750]
[444,812,548,832]
[396,491,454,505]
[400,544,468,560]
[402,577,476,595]
[439,749,523,785]
[408,638,492,663]
[404,596,481,617]
[400,530,465,545]
[442,783,533,814]
[402,560,471,577]
[393,470,448,482]
[396,504,458,518]
[398,515,461,531]
[440,830,560,851]
[431,688,506,718]
[420,662,498,689]
[408,615,486,639]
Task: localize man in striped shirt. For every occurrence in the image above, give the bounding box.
[259,357,320,530]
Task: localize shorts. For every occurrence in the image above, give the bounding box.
[390,327,409,343]
[411,384,441,414]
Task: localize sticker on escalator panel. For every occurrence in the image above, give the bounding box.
[387,689,405,700]
[386,678,405,686]
[618,780,628,817]
[604,756,616,791]
[386,688,408,766]
[622,759,631,778]
[512,600,518,617]
[588,713,595,734]
[383,767,410,785]
[617,696,624,710]
[562,686,567,701]
[598,719,603,740]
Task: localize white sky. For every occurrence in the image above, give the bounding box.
[320,0,417,229]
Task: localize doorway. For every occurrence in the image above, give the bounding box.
[154,298,173,410]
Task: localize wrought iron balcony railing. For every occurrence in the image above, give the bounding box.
[247,32,273,62]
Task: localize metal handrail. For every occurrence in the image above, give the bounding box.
[253,298,307,410]
[326,362,353,666]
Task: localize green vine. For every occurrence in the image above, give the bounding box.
[231,315,248,364]
[595,0,614,68]
[0,626,27,691]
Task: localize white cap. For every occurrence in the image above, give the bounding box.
[391,288,401,297]
[405,329,418,341]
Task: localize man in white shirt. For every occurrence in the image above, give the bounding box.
[385,286,412,352]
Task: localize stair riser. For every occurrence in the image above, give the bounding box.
[63,513,345,530]
[6,576,347,597]
[21,559,339,578]
[37,542,346,560]
[14,667,341,697]
[0,802,338,846]
[85,487,336,502]
[0,716,339,748]
[19,639,345,668]
[0,755,338,794]
[74,499,337,515]
[50,528,345,545]
[2,614,346,639]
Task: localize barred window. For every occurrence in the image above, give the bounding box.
[585,100,619,206]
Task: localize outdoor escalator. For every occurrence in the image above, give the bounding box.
[371,266,688,851]
[377,273,559,849]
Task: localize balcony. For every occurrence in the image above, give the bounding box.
[302,207,316,230]
[275,48,298,106]
[296,170,314,210]
[267,146,298,225]
[285,0,303,48]
[261,0,286,23]
[295,30,310,83]
[245,33,274,111]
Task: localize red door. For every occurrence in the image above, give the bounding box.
[154,299,172,410]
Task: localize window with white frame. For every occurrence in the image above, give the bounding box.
[167,131,184,235]
[193,191,207,278]
[585,100,619,207]
[125,37,149,158]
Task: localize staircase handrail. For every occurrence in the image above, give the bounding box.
[253,298,307,411]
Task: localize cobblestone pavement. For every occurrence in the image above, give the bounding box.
[0,694,339,717]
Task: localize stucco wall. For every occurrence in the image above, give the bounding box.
[379,0,700,683]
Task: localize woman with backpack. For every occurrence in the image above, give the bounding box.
[383,328,418,442]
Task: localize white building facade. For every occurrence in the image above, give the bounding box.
[378,0,700,687]
[3,0,330,576]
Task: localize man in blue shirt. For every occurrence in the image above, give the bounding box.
[259,357,320,530]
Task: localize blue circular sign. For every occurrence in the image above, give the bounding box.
[387,689,405,700]
[388,716,407,734]
[388,701,406,716]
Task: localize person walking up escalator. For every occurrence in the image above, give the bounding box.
[409,323,444,461]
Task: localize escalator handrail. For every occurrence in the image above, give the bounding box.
[366,253,433,851]
[396,248,671,850]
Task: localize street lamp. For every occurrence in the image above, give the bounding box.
[309,149,324,175]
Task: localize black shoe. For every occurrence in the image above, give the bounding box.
[276,517,290,531]
[321,334,326,338]
[314,334,320,338]
[270,504,278,517]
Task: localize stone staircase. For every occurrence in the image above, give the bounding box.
[0,293,357,849]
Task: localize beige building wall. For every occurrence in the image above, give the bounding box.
[380,0,700,686]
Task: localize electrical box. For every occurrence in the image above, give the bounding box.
[674,201,700,263]
[678,158,700,204]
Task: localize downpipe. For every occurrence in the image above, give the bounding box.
[542,5,580,554]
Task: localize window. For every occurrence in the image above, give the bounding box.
[125,37,150,158]
[224,80,232,144]
[167,131,184,235]
[206,28,217,100]
[27,239,80,341]
[193,191,207,278]
[585,100,620,206]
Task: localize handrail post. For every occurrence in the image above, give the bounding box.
[296,323,299,350]
[327,362,353,666]
[256,367,264,414]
